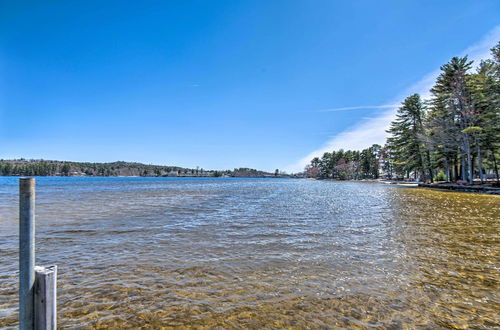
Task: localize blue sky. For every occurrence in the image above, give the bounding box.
[1,1,499,172]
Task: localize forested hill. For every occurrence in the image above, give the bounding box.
[0,159,217,177]
[0,159,281,177]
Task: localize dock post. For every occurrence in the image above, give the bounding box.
[34,266,57,330]
[19,177,35,330]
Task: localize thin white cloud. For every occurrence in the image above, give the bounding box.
[317,104,399,112]
[285,25,500,173]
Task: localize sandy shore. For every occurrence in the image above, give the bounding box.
[418,182,500,195]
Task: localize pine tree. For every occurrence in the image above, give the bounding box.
[386,94,431,181]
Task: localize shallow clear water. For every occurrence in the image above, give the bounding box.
[0,177,498,328]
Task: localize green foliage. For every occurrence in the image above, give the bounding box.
[461,126,482,134]
[434,170,447,182]
[305,144,380,179]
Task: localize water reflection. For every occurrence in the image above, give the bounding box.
[0,178,498,328]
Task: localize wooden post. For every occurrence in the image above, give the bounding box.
[34,266,57,330]
[19,178,35,330]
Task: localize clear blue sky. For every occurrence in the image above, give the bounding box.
[1,1,499,172]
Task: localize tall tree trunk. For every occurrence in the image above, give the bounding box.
[491,148,499,183]
[461,155,466,181]
[416,146,426,182]
[425,151,433,183]
[476,140,484,183]
[468,149,473,184]
[463,133,473,184]
[472,152,476,182]
[445,156,450,182]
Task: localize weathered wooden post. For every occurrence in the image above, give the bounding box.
[34,266,57,329]
[19,177,35,330]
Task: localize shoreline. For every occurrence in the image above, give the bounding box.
[315,178,500,195]
[417,182,500,195]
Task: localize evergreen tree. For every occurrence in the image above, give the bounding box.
[387,94,431,181]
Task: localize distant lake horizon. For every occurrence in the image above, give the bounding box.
[1,177,498,328]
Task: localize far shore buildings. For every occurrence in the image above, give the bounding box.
[164,170,214,177]
[165,170,179,176]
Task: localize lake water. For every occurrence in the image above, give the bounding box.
[0,177,498,328]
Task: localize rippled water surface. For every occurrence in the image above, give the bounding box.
[0,177,499,328]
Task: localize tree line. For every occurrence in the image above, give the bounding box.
[0,160,283,178]
[0,160,218,177]
[306,42,499,183]
[305,145,381,180]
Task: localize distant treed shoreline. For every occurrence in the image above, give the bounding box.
[0,160,282,178]
[306,42,500,183]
